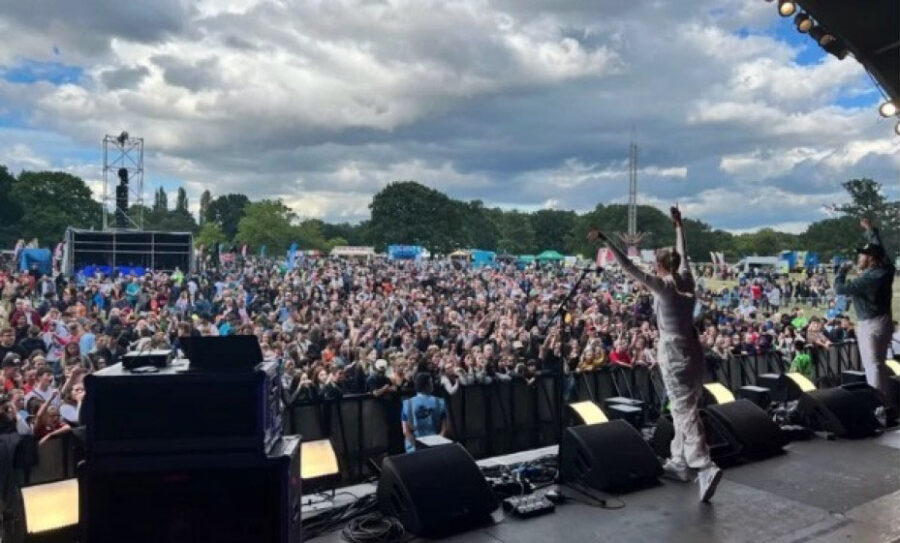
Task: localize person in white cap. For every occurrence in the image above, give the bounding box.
[366,358,395,398]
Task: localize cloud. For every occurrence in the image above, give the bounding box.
[99,65,150,90]
[0,0,893,235]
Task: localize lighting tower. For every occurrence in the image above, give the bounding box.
[627,136,638,239]
[102,131,144,230]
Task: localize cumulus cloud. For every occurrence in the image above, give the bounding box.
[0,0,894,233]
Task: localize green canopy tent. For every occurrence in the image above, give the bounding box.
[535,250,564,261]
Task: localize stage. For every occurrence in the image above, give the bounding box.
[307,429,900,542]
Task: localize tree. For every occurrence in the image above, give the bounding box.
[206,193,250,239]
[495,211,536,254]
[175,187,189,213]
[530,209,576,253]
[12,170,102,244]
[830,178,899,257]
[194,221,226,249]
[234,199,297,254]
[800,216,859,259]
[153,187,169,214]
[0,165,23,247]
[294,219,330,251]
[368,181,465,253]
[199,190,212,226]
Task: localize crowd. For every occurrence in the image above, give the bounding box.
[0,251,889,445]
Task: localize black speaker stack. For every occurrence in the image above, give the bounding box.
[80,352,300,543]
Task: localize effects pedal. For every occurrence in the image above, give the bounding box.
[505,495,556,519]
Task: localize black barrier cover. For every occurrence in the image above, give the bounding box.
[21,342,866,487]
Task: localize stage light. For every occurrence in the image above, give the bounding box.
[568,401,609,426]
[895,120,900,137]
[786,372,816,392]
[794,12,812,33]
[301,439,340,492]
[21,478,79,542]
[703,383,736,405]
[778,0,796,17]
[822,38,849,60]
[879,101,898,117]
[886,359,900,375]
[808,25,825,44]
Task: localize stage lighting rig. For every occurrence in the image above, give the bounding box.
[794,12,812,33]
[778,0,796,17]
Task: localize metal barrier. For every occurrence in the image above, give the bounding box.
[20,342,862,487]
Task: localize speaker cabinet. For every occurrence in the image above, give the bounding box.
[798,387,880,438]
[559,420,662,493]
[79,436,301,543]
[377,444,497,537]
[703,399,787,460]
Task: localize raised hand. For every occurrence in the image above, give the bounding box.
[859,217,873,231]
[586,228,608,244]
[670,205,683,227]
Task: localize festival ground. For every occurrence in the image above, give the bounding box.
[308,429,900,543]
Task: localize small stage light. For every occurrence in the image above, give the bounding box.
[895,121,900,137]
[703,383,736,405]
[808,25,825,43]
[794,12,812,33]
[568,401,609,426]
[778,0,796,17]
[822,38,849,60]
[879,101,898,117]
[21,478,79,543]
[886,359,900,375]
[301,439,340,492]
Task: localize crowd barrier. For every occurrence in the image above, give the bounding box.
[21,342,863,487]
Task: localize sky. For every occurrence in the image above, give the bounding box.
[0,0,897,233]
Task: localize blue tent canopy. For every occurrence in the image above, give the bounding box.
[19,248,52,275]
[387,245,424,260]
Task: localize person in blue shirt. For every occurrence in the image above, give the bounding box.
[401,373,449,453]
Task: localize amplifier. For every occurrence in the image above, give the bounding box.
[82,359,283,456]
[122,349,172,370]
[79,435,302,543]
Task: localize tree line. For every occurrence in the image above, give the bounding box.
[0,163,896,262]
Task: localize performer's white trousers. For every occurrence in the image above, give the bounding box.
[856,315,893,397]
[658,335,714,470]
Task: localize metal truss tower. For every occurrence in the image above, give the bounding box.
[102,132,144,230]
[627,137,638,238]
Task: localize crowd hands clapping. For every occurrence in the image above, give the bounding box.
[0,243,856,442]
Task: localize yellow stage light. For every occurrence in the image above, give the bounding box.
[568,401,609,426]
[703,383,736,404]
[786,372,816,392]
[885,359,900,376]
[22,479,79,535]
[301,439,340,481]
[778,0,796,17]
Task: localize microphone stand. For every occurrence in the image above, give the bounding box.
[541,266,598,444]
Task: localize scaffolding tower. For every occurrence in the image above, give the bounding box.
[627,137,638,238]
[102,132,144,230]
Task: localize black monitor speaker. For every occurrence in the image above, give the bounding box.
[559,420,662,493]
[703,399,787,460]
[377,443,497,537]
[797,386,880,438]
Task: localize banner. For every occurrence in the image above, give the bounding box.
[596,247,614,267]
[259,245,267,258]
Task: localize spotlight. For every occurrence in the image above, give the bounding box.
[778,0,796,17]
[703,383,736,405]
[301,439,340,493]
[21,479,79,542]
[794,12,812,33]
[808,25,825,43]
[895,120,900,137]
[822,38,849,60]
[879,101,898,117]
[568,401,609,426]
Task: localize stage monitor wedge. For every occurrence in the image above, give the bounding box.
[377,444,497,537]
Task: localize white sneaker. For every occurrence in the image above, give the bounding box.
[698,466,723,503]
[661,459,693,483]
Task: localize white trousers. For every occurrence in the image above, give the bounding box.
[856,315,893,397]
[658,335,714,470]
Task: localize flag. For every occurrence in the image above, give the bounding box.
[241,244,247,257]
[259,245,267,258]
[286,242,298,271]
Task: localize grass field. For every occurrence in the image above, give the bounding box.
[702,272,900,323]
